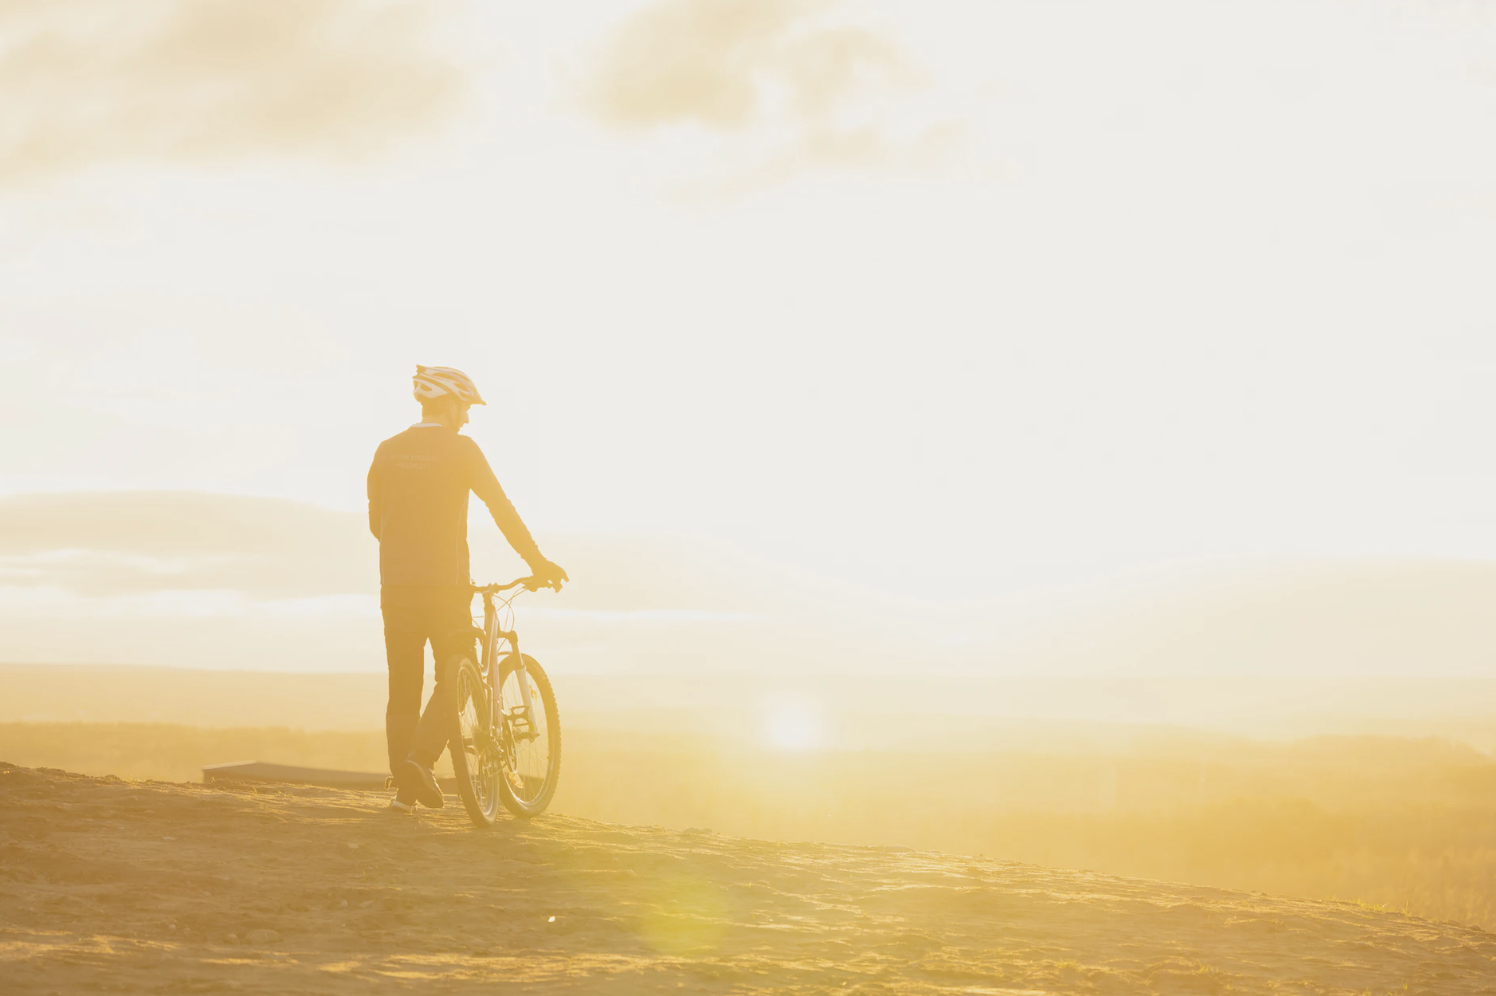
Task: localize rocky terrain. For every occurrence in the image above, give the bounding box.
[2,762,1493,994]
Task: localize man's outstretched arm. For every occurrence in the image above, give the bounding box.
[466,440,567,583]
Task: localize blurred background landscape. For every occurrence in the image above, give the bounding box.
[6,0,1496,953]
[5,662,1496,930]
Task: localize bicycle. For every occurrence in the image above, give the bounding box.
[443,576,562,828]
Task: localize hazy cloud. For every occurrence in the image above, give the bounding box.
[0,0,468,185]
[0,491,831,615]
[576,0,945,185]
[0,490,924,673]
[581,0,911,130]
[0,491,375,597]
[5,492,1493,678]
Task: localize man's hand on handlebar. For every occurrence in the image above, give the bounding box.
[531,559,569,591]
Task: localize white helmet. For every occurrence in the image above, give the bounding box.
[412,365,485,406]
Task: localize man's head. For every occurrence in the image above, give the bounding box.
[413,365,484,430]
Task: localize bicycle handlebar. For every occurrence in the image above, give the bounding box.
[472,576,560,596]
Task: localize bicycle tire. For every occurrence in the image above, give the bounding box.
[496,653,562,818]
[445,653,502,828]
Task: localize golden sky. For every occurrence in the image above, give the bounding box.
[3,0,1496,673]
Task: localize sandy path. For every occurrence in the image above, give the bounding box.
[1,763,1492,995]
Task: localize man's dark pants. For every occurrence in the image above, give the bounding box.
[380,584,474,775]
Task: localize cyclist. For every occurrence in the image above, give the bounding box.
[367,365,567,813]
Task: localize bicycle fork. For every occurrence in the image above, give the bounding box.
[485,619,538,743]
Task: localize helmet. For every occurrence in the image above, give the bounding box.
[412,365,485,406]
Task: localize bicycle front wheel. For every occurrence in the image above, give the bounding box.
[445,653,501,828]
[496,653,561,818]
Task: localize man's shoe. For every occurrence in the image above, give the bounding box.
[396,759,445,809]
[386,796,417,815]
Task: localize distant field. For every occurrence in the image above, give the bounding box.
[0,722,390,783]
[4,721,1494,931]
[9,664,1496,748]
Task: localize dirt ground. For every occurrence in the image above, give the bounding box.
[1,763,1493,995]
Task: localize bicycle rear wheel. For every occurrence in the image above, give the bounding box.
[444,653,501,828]
[496,653,561,818]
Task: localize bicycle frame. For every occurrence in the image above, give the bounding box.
[473,578,542,745]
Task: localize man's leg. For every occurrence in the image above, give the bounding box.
[409,585,476,768]
[381,586,427,779]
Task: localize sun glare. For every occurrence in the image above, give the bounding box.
[765,704,821,751]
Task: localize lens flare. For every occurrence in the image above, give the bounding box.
[765,704,820,751]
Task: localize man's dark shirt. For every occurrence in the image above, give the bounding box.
[367,425,542,586]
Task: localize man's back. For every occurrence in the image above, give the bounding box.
[367,425,540,587]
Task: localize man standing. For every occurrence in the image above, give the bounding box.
[367,366,567,812]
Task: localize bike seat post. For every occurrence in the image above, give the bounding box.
[480,593,496,671]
